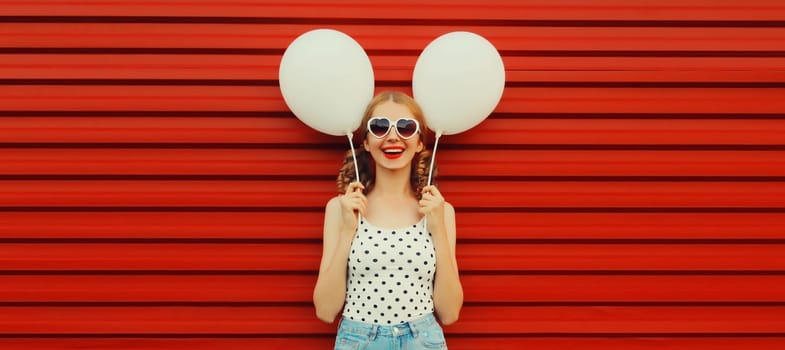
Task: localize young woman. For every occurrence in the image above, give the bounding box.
[313,91,463,350]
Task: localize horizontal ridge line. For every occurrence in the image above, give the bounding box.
[1,238,782,245]
[1,301,784,307]
[2,111,785,119]
[1,207,784,213]
[1,270,784,276]
[3,16,785,27]
[2,175,785,182]
[1,333,783,339]
[3,79,785,88]
[2,48,785,57]
[2,144,785,151]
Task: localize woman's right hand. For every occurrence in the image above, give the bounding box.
[339,182,367,235]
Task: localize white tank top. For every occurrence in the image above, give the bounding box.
[342,217,436,325]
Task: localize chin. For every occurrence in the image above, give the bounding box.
[376,158,413,171]
[378,163,411,172]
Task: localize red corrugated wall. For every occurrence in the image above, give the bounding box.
[1,0,785,349]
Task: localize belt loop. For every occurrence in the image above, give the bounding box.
[408,319,419,338]
[411,314,434,338]
[369,324,378,341]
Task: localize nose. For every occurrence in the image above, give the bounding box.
[386,126,401,141]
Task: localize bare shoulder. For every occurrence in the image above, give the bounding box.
[444,201,456,215]
[443,201,457,234]
[325,195,341,212]
[324,195,345,234]
[318,196,344,272]
[442,201,458,250]
[443,201,456,226]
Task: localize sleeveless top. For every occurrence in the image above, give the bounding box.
[342,216,436,325]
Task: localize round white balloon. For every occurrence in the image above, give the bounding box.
[413,31,505,135]
[279,29,374,136]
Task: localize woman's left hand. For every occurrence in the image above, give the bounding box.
[419,185,446,234]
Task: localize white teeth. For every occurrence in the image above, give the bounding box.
[383,149,404,154]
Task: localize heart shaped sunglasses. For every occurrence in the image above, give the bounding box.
[366,117,420,140]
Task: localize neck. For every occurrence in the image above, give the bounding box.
[371,164,414,198]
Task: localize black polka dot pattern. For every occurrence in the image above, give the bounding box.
[343,218,435,325]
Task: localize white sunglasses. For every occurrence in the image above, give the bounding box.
[367,117,420,139]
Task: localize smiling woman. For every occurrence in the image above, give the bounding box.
[338,91,435,199]
[2,0,785,349]
[313,91,463,349]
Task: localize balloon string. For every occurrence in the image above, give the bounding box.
[347,132,361,223]
[424,131,442,233]
[347,132,361,183]
[427,131,442,186]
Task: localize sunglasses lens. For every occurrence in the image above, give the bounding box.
[368,118,390,138]
[396,119,418,139]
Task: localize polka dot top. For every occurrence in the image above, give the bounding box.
[342,217,436,325]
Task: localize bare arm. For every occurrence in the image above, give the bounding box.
[420,186,463,325]
[312,183,366,323]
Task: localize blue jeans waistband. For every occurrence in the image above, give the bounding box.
[338,313,437,338]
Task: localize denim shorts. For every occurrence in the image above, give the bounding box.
[334,313,447,350]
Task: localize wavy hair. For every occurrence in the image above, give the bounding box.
[337,91,436,200]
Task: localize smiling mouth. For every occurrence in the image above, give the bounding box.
[382,148,404,159]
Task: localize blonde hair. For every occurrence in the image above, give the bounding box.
[337,91,436,199]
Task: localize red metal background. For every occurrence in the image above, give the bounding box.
[1,0,784,349]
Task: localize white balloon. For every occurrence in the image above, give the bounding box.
[413,32,505,135]
[279,29,374,136]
